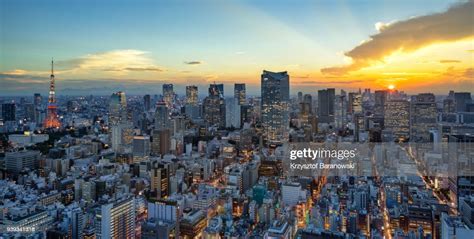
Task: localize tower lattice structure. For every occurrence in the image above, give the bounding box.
[43,59,61,128]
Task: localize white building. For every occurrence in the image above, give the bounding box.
[281,182,307,207]
[225,98,241,128]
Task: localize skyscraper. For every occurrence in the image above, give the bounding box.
[70,207,84,239]
[109,91,127,125]
[209,83,224,97]
[186,85,198,105]
[384,100,410,142]
[300,94,312,126]
[95,196,136,239]
[162,84,174,107]
[133,135,151,160]
[317,88,335,124]
[225,98,241,128]
[410,93,437,142]
[234,83,246,105]
[454,92,472,112]
[203,84,225,128]
[33,93,42,123]
[1,103,15,121]
[155,101,170,130]
[150,162,170,199]
[261,70,290,143]
[151,129,171,156]
[34,93,42,107]
[348,92,362,114]
[144,94,151,111]
[43,60,61,128]
[374,90,388,114]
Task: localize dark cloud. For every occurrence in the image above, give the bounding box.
[322,0,474,75]
[184,61,203,65]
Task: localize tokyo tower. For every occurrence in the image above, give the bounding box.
[43,59,61,128]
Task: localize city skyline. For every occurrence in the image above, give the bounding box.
[1,1,474,238]
[1,0,473,95]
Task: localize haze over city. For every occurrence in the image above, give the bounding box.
[1,0,473,95]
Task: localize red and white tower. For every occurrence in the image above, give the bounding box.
[43,59,61,128]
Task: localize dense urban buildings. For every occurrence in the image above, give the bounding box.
[0,60,473,239]
[1,0,473,237]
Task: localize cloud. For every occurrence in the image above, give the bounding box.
[465,68,474,78]
[57,49,165,73]
[296,79,368,85]
[322,0,474,75]
[294,74,310,79]
[2,69,29,75]
[439,59,461,63]
[184,61,203,65]
[375,21,395,32]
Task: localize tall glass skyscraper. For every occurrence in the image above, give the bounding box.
[186,85,198,105]
[109,91,127,125]
[261,70,290,144]
[234,83,246,105]
[162,84,174,107]
[410,93,437,142]
[317,88,335,124]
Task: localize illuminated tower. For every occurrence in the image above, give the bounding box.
[43,59,61,128]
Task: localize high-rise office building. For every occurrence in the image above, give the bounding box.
[109,91,127,125]
[317,88,335,124]
[33,93,42,123]
[384,100,410,141]
[203,84,225,128]
[111,122,134,152]
[234,83,246,105]
[410,93,438,142]
[95,196,136,239]
[443,98,456,113]
[209,83,224,97]
[349,92,362,114]
[186,85,198,105]
[297,92,303,103]
[34,93,42,107]
[155,101,170,130]
[23,103,35,122]
[374,90,388,114]
[144,94,151,111]
[70,207,84,239]
[300,94,312,126]
[335,94,347,129]
[162,84,174,107]
[261,70,290,143]
[454,92,472,112]
[225,98,241,128]
[150,162,170,199]
[151,129,171,156]
[133,135,151,159]
[1,103,16,121]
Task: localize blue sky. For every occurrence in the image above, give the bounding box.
[1,0,471,95]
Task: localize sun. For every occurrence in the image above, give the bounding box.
[388,84,395,90]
